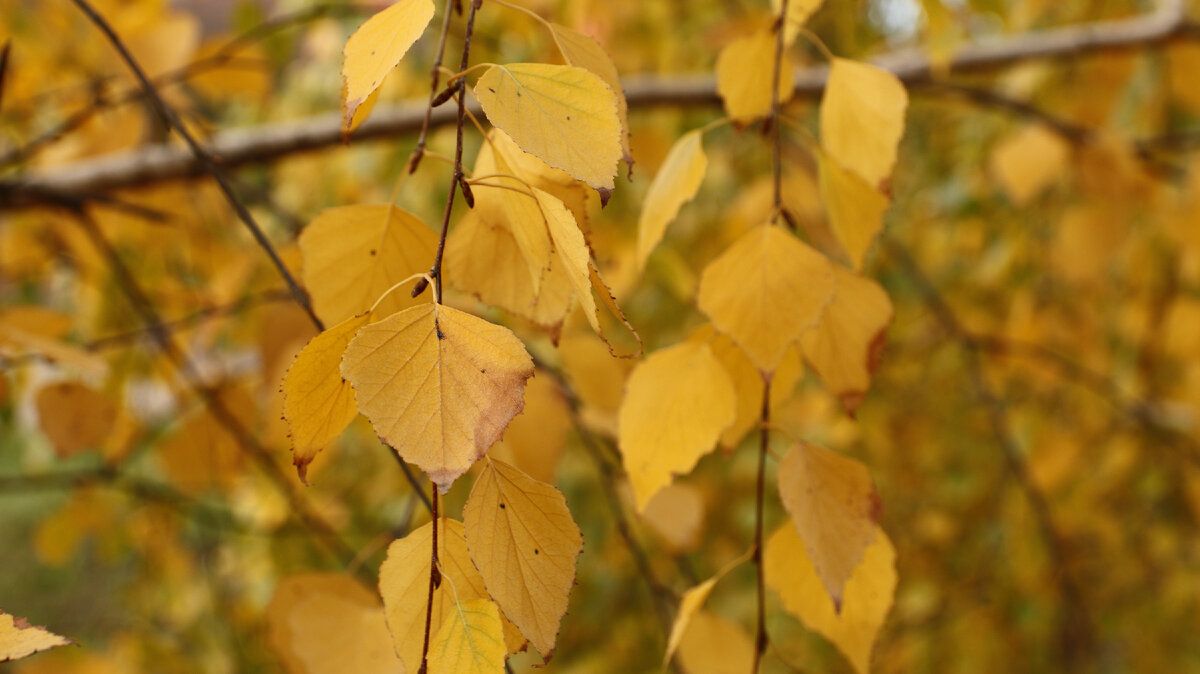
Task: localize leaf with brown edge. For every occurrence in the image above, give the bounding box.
[617,340,736,510]
[778,442,882,610]
[378,519,525,673]
[299,204,437,326]
[0,610,72,663]
[697,224,835,373]
[765,524,896,674]
[474,63,621,191]
[801,266,893,415]
[282,312,372,484]
[427,598,507,674]
[341,0,435,131]
[340,303,534,492]
[463,458,582,661]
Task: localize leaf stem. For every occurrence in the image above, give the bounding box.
[752,376,772,673]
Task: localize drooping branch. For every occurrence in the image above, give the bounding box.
[3,0,1194,204]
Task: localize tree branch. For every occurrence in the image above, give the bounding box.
[4,0,1193,203]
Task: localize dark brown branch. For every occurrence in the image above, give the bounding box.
[6,0,1194,202]
[67,0,324,331]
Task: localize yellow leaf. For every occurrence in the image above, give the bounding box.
[299,204,437,326]
[266,573,400,674]
[557,333,634,435]
[463,458,583,660]
[801,266,893,415]
[341,303,534,492]
[778,442,881,608]
[445,212,572,330]
[662,550,751,670]
[535,188,598,332]
[819,151,891,269]
[472,144,553,295]
[820,58,908,188]
[641,483,705,553]
[772,0,826,45]
[0,610,72,663]
[486,373,571,484]
[676,611,755,674]
[474,63,621,192]
[549,23,632,167]
[617,341,737,510]
[765,524,896,674]
[427,598,507,674]
[379,519,524,672]
[34,382,115,457]
[282,312,372,484]
[715,30,794,122]
[341,0,435,130]
[487,130,593,235]
[701,329,805,448]
[637,129,707,269]
[989,124,1070,206]
[697,224,835,373]
[159,386,255,494]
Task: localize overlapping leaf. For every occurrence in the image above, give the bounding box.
[819,151,890,269]
[427,598,507,674]
[820,58,908,188]
[463,458,582,660]
[340,303,534,491]
[548,23,631,168]
[773,0,826,44]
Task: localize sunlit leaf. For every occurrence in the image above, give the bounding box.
[549,23,632,168]
[765,524,896,674]
[637,129,707,269]
[697,224,835,373]
[341,303,534,492]
[427,598,506,674]
[463,458,582,660]
[341,0,435,130]
[820,58,908,188]
[778,442,881,608]
[618,340,736,510]
[474,63,621,191]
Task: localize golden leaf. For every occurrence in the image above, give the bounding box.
[819,151,891,270]
[772,0,826,45]
[427,598,507,674]
[989,124,1071,206]
[676,611,755,674]
[0,610,72,663]
[340,303,534,492]
[548,23,632,167]
[341,0,435,130]
[663,550,751,669]
[472,143,552,295]
[820,58,908,188]
[474,63,621,191]
[463,458,582,660]
[486,373,571,484]
[765,524,896,674]
[637,129,707,269]
[378,519,524,672]
[802,266,893,415]
[299,204,437,326]
[266,573,399,674]
[778,442,881,608]
[641,482,705,553]
[697,224,835,373]
[34,382,115,457]
[700,328,805,448]
[617,340,737,510]
[282,312,371,483]
[715,30,794,122]
[159,385,255,494]
[535,188,598,333]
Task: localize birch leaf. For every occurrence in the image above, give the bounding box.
[801,267,893,415]
[475,63,621,192]
[637,129,707,269]
[617,341,737,510]
[378,519,524,672]
[266,573,399,674]
[819,151,891,270]
[463,458,583,660]
[778,442,882,609]
[534,187,598,332]
[663,550,751,669]
[772,0,826,45]
[697,224,835,373]
[299,204,437,326]
[427,598,506,674]
[35,381,115,457]
[676,611,755,674]
[765,524,896,674]
[472,141,552,295]
[282,312,372,483]
[341,0,435,130]
[820,58,908,188]
[0,610,71,663]
[549,23,632,168]
[340,303,534,492]
[715,30,794,122]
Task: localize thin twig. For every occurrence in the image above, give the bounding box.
[418,488,440,674]
[752,377,772,674]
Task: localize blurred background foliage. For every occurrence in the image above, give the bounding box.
[2,0,1200,672]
